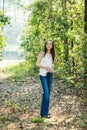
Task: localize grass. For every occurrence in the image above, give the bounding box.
[3,61,38,81]
[31,117,44,123]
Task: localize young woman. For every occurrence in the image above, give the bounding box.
[36,40,55,118]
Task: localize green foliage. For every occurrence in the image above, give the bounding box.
[0,115,8,121]
[0,11,10,60]
[0,30,6,60]
[5,100,19,108]
[0,11,11,26]
[23,106,28,114]
[31,117,44,123]
[21,0,84,82]
[75,113,87,128]
[0,31,6,47]
[4,61,38,81]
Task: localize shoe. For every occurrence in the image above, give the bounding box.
[41,115,51,119]
[47,115,51,118]
[48,113,50,116]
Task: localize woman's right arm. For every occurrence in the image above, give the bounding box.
[36,51,46,69]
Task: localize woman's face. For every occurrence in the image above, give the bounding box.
[46,41,53,51]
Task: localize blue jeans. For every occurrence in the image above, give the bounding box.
[40,72,53,117]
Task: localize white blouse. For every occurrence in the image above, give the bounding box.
[39,54,53,76]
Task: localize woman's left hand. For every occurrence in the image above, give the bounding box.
[45,66,53,73]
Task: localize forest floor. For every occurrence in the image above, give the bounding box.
[0,61,87,130]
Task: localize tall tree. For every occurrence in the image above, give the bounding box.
[0,0,5,60]
[83,0,87,88]
[2,0,5,30]
[2,0,5,12]
[62,0,69,63]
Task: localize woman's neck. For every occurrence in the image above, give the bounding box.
[47,50,51,53]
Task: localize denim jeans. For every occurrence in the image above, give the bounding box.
[40,72,53,117]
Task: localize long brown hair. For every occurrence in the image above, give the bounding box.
[43,40,55,62]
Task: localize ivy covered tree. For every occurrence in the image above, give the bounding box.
[83,0,87,88]
[0,11,10,60]
[0,0,10,60]
[0,30,6,60]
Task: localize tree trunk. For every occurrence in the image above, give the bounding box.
[70,6,75,75]
[83,0,87,88]
[0,0,5,60]
[62,0,69,77]
[64,37,69,62]
[2,0,5,12]
[84,0,87,33]
[1,0,5,29]
[62,0,69,62]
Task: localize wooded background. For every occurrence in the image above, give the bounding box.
[0,0,87,88]
[0,1,87,129]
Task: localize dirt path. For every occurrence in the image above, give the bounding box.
[0,62,86,130]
